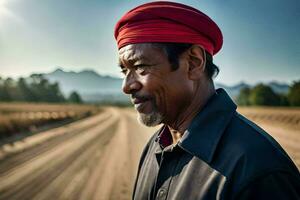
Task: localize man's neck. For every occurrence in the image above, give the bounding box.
[167,126,184,144]
[167,81,215,144]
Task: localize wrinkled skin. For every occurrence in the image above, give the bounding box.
[118,43,214,139]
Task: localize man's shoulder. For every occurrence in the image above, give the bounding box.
[216,112,300,198]
[214,111,299,181]
[226,112,290,161]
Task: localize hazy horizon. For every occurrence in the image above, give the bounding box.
[0,67,296,88]
[0,0,299,85]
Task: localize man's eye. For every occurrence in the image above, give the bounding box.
[120,68,128,75]
[135,64,149,74]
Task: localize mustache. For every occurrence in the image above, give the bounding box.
[131,93,152,101]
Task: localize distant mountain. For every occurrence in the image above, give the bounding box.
[43,68,126,102]
[215,82,250,98]
[42,68,290,102]
[216,81,290,99]
[268,81,290,94]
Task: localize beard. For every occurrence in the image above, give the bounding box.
[136,100,163,127]
[137,111,163,127]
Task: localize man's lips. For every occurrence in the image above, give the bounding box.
[131,94,151,105]
[131,95,152,113]
[133,99,150,112]
[132,98,148,104]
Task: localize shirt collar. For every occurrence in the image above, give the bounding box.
[155,125,173,148]
[177,88,237,163]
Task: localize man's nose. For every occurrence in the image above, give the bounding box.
[122,73,142,94]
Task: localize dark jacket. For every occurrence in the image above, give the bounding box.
[133,88,300,200]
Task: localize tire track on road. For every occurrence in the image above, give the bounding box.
[33,121,119,200]
[0,111,112,175]
[0,108,119,200]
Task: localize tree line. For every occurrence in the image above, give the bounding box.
[0,74,83,103]
[236,81,300,106]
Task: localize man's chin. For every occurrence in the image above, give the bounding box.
[137,112,163,127]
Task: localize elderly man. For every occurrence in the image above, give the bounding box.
[114,1,300,200]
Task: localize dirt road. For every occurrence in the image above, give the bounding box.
[0,107,158,200]
[0,107,298,200]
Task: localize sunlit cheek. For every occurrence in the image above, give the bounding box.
[142,73,168,111]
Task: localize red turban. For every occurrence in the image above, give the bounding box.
[114,1,223,55]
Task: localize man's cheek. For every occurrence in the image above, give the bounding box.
[154,92,166,112]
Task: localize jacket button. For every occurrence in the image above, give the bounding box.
[156,188,166,199]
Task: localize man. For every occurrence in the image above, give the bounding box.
[114,1,300,200]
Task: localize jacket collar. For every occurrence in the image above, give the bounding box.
[177,88,237,163]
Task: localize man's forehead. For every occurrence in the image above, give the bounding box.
[118,43,162,63]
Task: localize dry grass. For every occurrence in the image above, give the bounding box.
[0,102,102,139]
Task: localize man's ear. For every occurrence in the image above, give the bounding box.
[186,45,206,80]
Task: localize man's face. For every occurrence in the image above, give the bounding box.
[118,43,193,126]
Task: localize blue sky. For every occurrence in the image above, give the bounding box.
[0,0,299,85]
